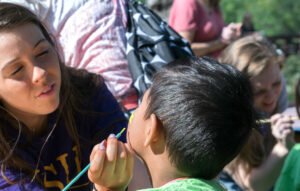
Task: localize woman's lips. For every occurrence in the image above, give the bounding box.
[37,83,55,97]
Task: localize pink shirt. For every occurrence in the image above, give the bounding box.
[169,0,224,57]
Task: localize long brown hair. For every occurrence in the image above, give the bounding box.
[0,3,101,184]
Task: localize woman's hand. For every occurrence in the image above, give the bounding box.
[221,23,242,44]
[271,114,295,151]
[88,134,134,191]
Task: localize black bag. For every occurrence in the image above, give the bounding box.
[126,0,194,100]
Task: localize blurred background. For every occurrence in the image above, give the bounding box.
[139,0,300,104]
[221,0,300,104]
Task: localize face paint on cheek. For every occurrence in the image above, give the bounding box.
[127,111,135,151]
[126,125,141,159]
[129,111,134,124]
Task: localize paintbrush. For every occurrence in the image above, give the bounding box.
[257,116,299,124]
[62,127,126,191]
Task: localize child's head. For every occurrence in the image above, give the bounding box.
[219,34,283,114]
[127,56,255,179]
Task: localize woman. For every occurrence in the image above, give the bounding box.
[0,3,129,190]
[3,0,137,111]
[218,34,295,191]
[169,0,240,57]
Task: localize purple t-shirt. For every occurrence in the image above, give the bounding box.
[0,84,127,191]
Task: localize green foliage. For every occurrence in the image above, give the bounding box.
[221,0,300,104]
[282,55,300,104]
[221,0,300,36]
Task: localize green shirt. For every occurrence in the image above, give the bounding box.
[275,144,300,191]
[138,178,226,191]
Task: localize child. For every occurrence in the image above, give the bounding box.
[88,57,256,191]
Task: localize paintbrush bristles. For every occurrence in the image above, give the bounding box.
[257,116,299,124]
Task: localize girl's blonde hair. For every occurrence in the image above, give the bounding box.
[219,33,283,79]
[220,34,283,176]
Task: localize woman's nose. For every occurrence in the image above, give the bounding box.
[264,88,278,101]
[32,66,47,84]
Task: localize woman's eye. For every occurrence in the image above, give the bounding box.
[254,89,267,96]
[36,50,49,57]
[11,66,23,76]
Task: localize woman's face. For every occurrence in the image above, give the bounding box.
[251,63,282,114]
[0,23,61,120]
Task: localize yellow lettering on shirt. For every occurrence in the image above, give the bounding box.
[44,164,64,189]
[42,146,88,189]
[56,153,70,183]
[72,146,81,172]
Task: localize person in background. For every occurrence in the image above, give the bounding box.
[88,56,256,191]
[219,34,295,191]
[241,13,255,36]
[0,3,128,190]
[169,0,241,58]
[145,0,173,22]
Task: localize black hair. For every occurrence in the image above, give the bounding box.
[146,56,255,179]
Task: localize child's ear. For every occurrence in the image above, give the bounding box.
[144,113,164,147]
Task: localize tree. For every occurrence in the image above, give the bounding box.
[221,0,300,36]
